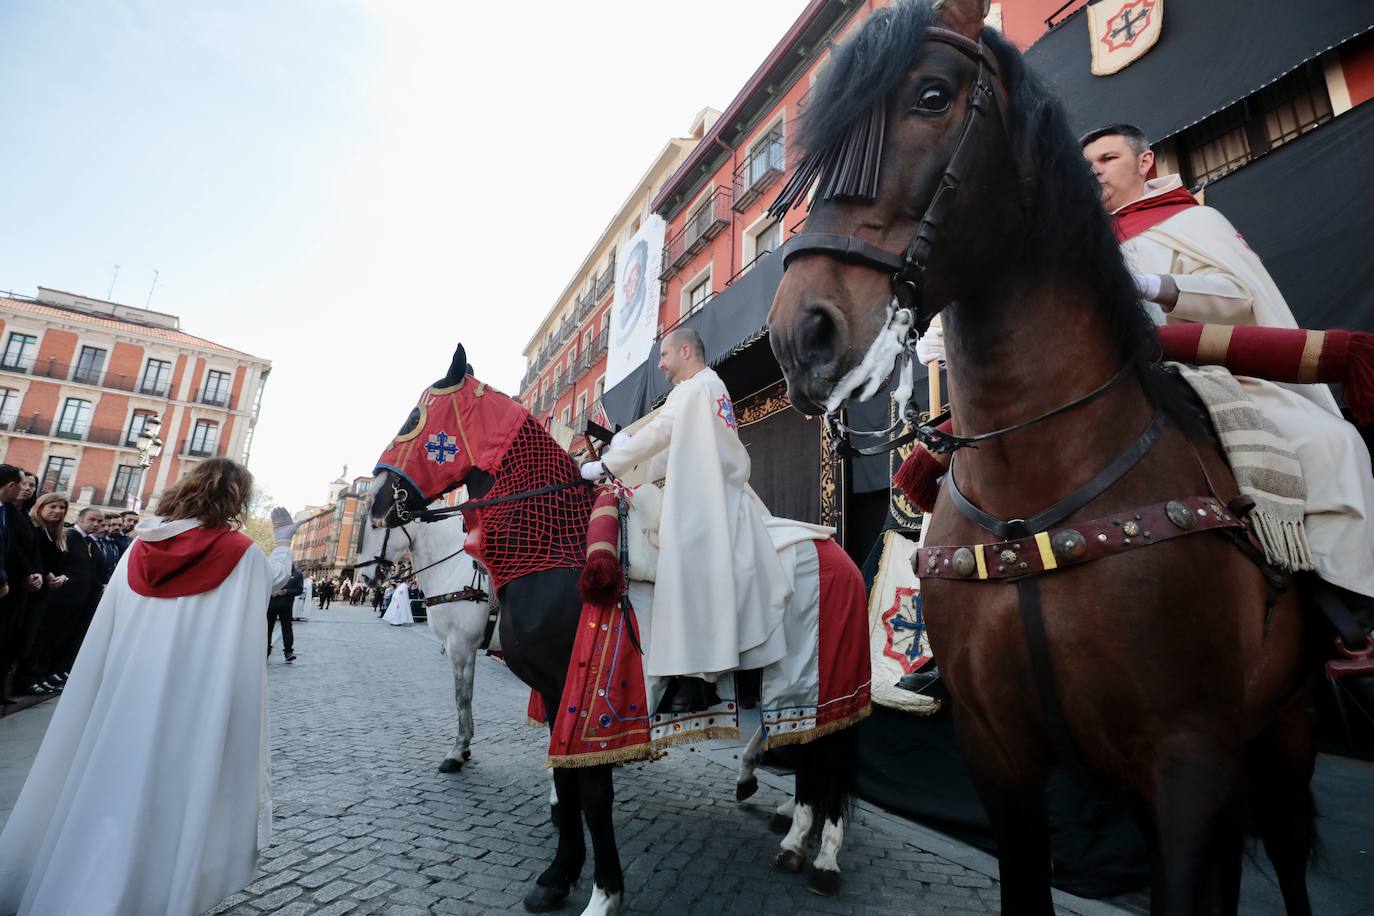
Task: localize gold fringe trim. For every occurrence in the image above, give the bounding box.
[544,725,740,769]
[525,717,546,728]
[762,704,872,751]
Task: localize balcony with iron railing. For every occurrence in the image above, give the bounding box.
[199,388,232,408]
[590,327,609,360]
[594,260,615,301]
[661,187,732,281]
[733,130,786,212]
[0,355,174,397]
[179,438,228,459]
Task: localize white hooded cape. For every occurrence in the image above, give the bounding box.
[0,518,291,916]
[604,366,791,677]
[1119,176,1374,597]
[383,584,415,626]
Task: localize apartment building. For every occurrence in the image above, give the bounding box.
[0,287,270,510]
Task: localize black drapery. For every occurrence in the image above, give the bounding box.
[737,385,823,525]
[1203,99,1374,332]
[1024,0,1374,143]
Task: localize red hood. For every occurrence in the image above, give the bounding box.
[1112,185,1200,242]
[127,525,254,598]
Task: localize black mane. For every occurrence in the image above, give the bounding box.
[781,0,1160,372]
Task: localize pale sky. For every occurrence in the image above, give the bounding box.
[0,0,812,511]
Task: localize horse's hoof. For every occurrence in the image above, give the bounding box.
[437,758,464,773]
[773,848,806,873]
[736,775,758,802]
[462,749,472,760]
[523,881,571,912]
[806,868,841,897]
[768,812,793,835]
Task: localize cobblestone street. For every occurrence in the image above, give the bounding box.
[4,604,1122,916]
[219,604,1033,916]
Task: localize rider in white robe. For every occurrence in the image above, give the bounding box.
[583,328,791,679]
[294,576,314,621]
[383,581,415,626]
[0,506,295,916]
[1084,126,1374,599]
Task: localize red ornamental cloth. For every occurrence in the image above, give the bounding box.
[1112,185,1200,242]
[468,418,593,592]
[547,536,871,766]
[127,526,254,598]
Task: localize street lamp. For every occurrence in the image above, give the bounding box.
[133,414,164,511]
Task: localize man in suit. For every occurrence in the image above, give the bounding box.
[44,507,107,683]
[114,511,138,556]
[267,565,304,663]
[0,465,24,704]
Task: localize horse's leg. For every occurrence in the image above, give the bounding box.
[736,726,765,801]
[525,765,586,913]
[1146,738,1244,916]
[769,795,795,834]
[437,630,476,772]
[774,744,821,877]
[1248,685,1316,916]
[801,728,856,897]
[576,764,624,915]
[957,720,1054,916]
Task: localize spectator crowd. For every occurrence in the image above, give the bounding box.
[0,463,140,706]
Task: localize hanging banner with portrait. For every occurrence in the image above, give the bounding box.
[606,215,667,389]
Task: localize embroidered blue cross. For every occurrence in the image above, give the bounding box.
[716,395,737,430]
[1111,7,1148,42]
[424,432,459,464]
[889,594,927,661]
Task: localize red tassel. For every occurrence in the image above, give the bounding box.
[892,443,948,514]
[580,550,624,606]
[1343,331,1374,427]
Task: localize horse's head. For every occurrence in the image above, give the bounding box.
[767,0,1028,415]
[370,343,527,527]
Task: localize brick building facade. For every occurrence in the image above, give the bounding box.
[0,286,270,511]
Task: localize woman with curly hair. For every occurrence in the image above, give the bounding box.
[0,459,300,916]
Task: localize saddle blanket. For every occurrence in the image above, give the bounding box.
[547,534,871,767]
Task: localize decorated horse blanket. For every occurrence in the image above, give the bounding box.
[547,526,871,768]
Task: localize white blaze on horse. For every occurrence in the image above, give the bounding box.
[361,513,490,774]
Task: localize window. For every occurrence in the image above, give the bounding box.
[56,398,93,439]
[73,345,107,385]
[576,392,587,423]
[125,410,156,447]
[110,465,142,506]
[594,376,605,401]
[41,456,75,495]
[139,358,172,396]
[745,128,785,190]
[201,370,231,407]
[2,333,37,372]
[1179,62,1333,187]
[751,219,783,263]
[686,274,712,316]
[0,388,19,428]
[189,420,219,456]
[561,407,571,426]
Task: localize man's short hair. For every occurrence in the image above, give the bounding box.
[1079,123,1150,156]
[78,507,104,520]
[121,510,138,518]
[664,327,706,362]
[0,464,21,486]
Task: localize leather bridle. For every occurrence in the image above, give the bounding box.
[779,27,1005,339]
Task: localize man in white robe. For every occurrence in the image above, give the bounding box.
[1083,124,1374,604]
[580,328,791,693]
[0,500,296,916]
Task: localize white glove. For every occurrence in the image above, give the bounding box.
[609,429,634,452]
[1132,272,1163,303]
[271,507,301,546]
[914,320,945,367]
[580,460,606,482]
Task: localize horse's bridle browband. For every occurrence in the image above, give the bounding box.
[780,26,1004,336]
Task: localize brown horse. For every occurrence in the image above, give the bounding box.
[766,1,1315,913]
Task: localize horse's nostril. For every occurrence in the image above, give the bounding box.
[797,306,839,370]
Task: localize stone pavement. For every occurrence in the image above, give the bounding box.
[1,604,1121,915]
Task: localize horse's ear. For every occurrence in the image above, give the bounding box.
[933,0,990,38]
[441,344,467,387]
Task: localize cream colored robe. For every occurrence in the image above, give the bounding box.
[603,367,791,677]
[1119,176,1374,597]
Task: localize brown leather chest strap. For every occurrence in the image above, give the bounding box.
[917,495,1243,581]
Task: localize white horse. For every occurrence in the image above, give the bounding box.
[361,515,490,773]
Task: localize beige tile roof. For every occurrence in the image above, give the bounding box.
[0,296,266,362]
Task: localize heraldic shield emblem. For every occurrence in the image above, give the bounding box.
[1088,0,1163,76]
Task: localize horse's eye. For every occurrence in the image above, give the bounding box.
[398,408,420,437]
[915,86,952,114]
